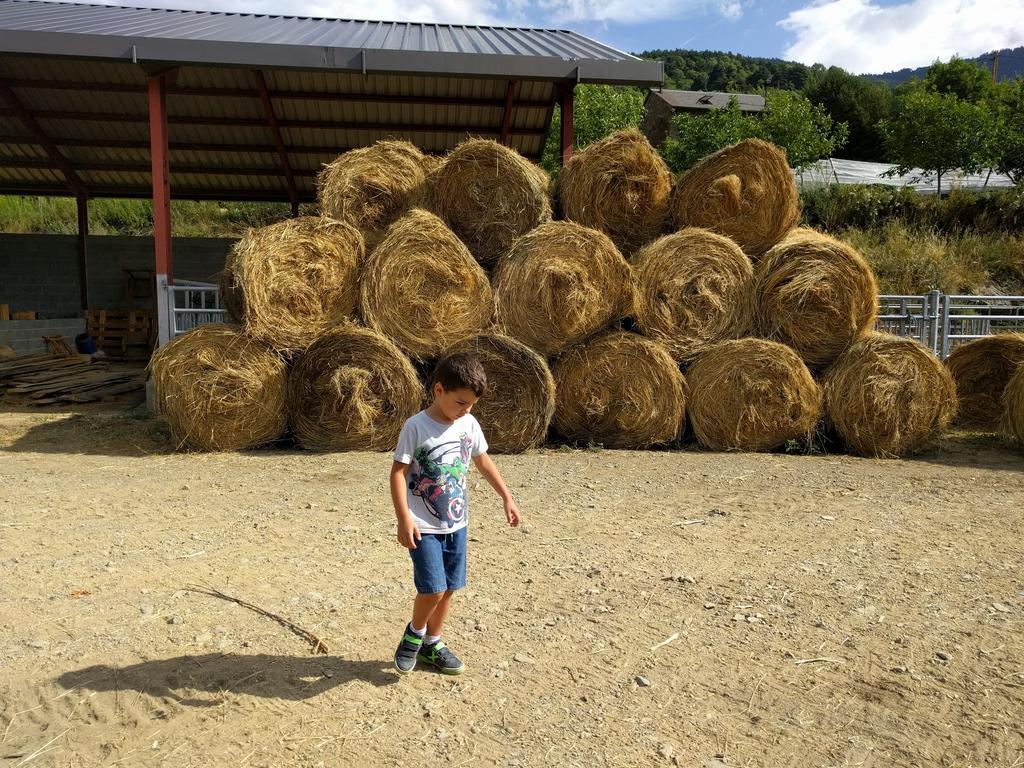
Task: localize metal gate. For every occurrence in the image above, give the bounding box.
[168,280,225,337]
[877,292,1024,358]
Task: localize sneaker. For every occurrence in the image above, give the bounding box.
[394,625,423,674]
[417,640,465,675]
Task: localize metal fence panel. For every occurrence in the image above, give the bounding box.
[168,281,225,337]
[877,292,1024,358]
[940,294,1024,358]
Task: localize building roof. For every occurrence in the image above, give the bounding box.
[0,0,664,202]
[648,89,764,113]
[0,0,662,83]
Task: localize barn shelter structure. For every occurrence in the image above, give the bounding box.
[0,0,663,348]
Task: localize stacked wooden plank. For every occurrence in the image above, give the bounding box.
[0,353,145,405]
[87,309,153,359]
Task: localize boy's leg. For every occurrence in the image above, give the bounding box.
[425,590,454,637]
[396,535,447,675]
[412,591,446,630]
[417,530,466,675]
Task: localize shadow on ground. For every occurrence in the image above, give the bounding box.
[57,653,397,706]
[1,412,174,456]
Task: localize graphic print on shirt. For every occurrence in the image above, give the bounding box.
[409,433,472,528]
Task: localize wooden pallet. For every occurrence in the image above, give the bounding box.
[87,309,154,359]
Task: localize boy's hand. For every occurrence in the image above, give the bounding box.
[504,498,521,528]
[397,516,422,549]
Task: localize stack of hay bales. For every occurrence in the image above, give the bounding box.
[154,131,972,458]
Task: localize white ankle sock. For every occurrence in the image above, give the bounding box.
[410,624,426,637]
[424,633,441,645]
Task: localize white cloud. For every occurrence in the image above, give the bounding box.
[780,0,1024,74]
[530,0,744,24]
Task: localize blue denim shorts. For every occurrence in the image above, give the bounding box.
[409,527,467,594]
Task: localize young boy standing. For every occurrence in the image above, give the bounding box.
[391,352,520,675]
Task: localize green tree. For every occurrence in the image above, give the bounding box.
[923,56,994,103]
[993,78,1024,184]
[759,89,848,169]
[661,97,760,172]
[880,89,999,194]
[661,90,846,173]
[804,66,893,161]
[540,85,645,174]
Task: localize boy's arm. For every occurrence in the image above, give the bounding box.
[472,452,520,527]
[391,461,421,549]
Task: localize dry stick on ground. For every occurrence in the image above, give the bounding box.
[185,585,329,655]
[793,657,844,666]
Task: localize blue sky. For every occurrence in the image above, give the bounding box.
[76,0,1024,74]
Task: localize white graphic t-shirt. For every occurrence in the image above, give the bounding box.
[394,411,488,535]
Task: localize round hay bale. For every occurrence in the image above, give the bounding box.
[558,128,671,256]
[288,325,421,451]
[224,216,364,354]
[444,334,556,453]
[823,332,957,457]
[944,333,1024,430]
[359,208,493,360]
[632,227,755,362]
[552,332,686,449]
[1001,365,1024,443]
[316,140,432,247]
[149,324,286,451]
[429,139,551,267]
[687,338,822,452]
[754,229,878,368]
[492,221,633,357]
[670,138,799,257]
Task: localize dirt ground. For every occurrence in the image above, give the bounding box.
[1,408,1022,768]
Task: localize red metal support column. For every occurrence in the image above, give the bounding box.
[499,80,517,146]
[148,71,175,346]
[251,69,299,216]
[558,84,575,166]
[76,195,89,312]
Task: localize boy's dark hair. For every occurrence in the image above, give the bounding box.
[430,352,487,397]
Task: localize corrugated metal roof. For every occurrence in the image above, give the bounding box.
[649,89,765,112]
[0,0,662,84]
[0,2,663,201]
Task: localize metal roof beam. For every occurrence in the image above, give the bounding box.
[0,156,319,176]
[251,69,298,215]
[0,136,358,155]
[0,108,547,136]
[0,78,551,110]
[0,77,86,196]
[499,80,516,146]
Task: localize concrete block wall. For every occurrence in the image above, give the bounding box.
[0,234,237,319]
[0,318,86,356]
[0,235,81,318]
